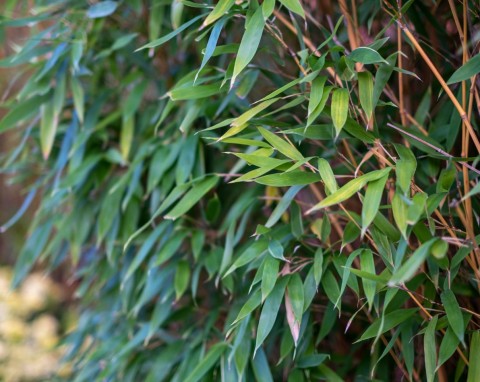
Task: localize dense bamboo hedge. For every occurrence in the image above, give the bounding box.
[1,0,480,380]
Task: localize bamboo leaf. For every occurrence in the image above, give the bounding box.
[278,0,305,18]
[360,249,376,311]
[261,255,279,301]
[349,47,388,64]
[258,126,304,161]
[265,185,304,227]
[318,158,338,195]
[87,1,118,19]
[392,193,408,239]
[389,238,437,286]
[358,71,374,119]
[308,76,327,117]
[361,173,388,236]
[357,308,417,341]
[137,15,204,50]
[331,88,349,136]
[254,277,288,355]
[437,327,460,370]
[447,53,480,84]
[441,289,464,344]
[174,260,191,300]
[307,168,391,213]
[203,0,234,26]
[467,331,480,382]
[287,273,304,324]
[230,98,279,129]
[424,315,438,382]
[184,343,228,382]
[255,171,321,187]
[165,176,219,220]
[231,7,265,87]
[40,100,58,159]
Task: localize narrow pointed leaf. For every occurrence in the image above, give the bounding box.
[331,88,349,136]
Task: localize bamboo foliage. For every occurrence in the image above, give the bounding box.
[1,0,480,380]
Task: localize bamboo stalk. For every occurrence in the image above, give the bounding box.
[398,23,480,153]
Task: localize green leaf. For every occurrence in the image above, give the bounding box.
[251,348,274,382]
[392,193,408,239]
[268,239,287,261]
[70,76,84,123]
[120,114,134,161]
[349,47,388,64]
[254,276,288,354]
[424,315,438,382]
[360,249,376,311]
[357,308,417,341]
[203,0,235,26]
[254,171,321,187]
[389,238,437,286]
[231,7,265,87]
[234,99,280,128]
[361,173,388,236]
[307,86,332,128]
[467,331,480,382]
[174,260,191,300]
[317,158,338,195]
[165,176,219,220]
[330,88,349,136]
[169,82,223,101]
[261,255,279,301]
[322,270,340,309]
[447,53,480,84]
[441,289,464,343]
[137,15,204,50]
[278,0,305,18]
[184,343,228,382]
[258,126,304,161]
[87,1,119,18]
[373,53,396,108]
[40,100,58,160]
[313,248,323,287]
[232,288,262,325]
[265,185,303,228]
[0,94,48,134]
[395,145,417,194]
[437,326,460,370]
[287,273,304,324]
[307,168,391,213]
[358,71,374,119]
[308,76,327,117]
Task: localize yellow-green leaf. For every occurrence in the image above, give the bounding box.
[331,88,349,136]
[258,126,304,161]
[358,71,374,119]
[231,98,279,128]
[120,114,134,161]
[203,0,235,26]
[70,76,84,123]
[307,168,391,213]
[392,193,408,239]
[278,0,305,18]
[317,158,338,195]
[40,100,58,160]
[361,173,388,236]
